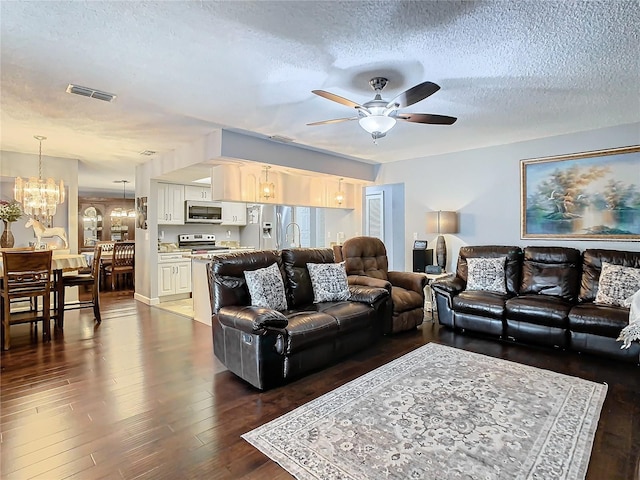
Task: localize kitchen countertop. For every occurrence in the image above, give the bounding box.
[188,247,256,260]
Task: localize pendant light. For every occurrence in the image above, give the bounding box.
[14,135,65,218]
[335,178,345,206]
[111,180,136,218]
[260,166,275,200]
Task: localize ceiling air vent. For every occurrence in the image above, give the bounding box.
[269,135,294,143]
[66,84,117,103]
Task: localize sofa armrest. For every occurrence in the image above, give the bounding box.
[347,275,392,293]
[348,285,390,305]
[388,271,427,295]
[217,306,288,334]
[431,276,465,295]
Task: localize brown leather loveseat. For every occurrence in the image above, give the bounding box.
[207,248,392,389]
[433,246,640,364]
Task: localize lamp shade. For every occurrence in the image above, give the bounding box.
[426,211,459,234]
[359,115,396,135]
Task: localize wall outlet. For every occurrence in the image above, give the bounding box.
[413,232,418,240]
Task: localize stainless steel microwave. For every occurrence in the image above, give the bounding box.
[185,201,222,223]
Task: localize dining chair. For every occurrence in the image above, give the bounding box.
[104,241,135,290]
[0,250,53,350]
[59,245,102,327]
[96,241,115,287]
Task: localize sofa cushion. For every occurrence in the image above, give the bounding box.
[282,248,335,308]
[391,286,424,314]
[307,262,350,303]
[569,303,630,338]
[209,250,282,314]
[341,236,389,281]
[244,262,288,311]
[275,311,339,355]
[452,290,509,319]
[316,301,375,334]
[456,246,523,295]
[579,249,640,302]
[519,247,581,302]
[594,262,640,307]
[505,295,572,328]
[466,256,507,294]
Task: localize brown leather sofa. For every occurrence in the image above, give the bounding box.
[433,246,640,364]
[339,236,427,334]
[207,248,392,389]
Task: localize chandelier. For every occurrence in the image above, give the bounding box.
[14,136,65,218]
[260,166,275,200]
[110,180,136,218]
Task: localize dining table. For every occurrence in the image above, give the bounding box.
[0,251,88,328]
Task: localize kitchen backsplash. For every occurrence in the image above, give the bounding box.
[158,224,241,243]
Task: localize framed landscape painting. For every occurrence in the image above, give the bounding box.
[521,145,640,240]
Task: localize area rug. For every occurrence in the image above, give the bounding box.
[242,343,607,480]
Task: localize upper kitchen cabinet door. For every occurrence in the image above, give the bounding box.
[221,202,247,226]
[184,185,212,201]
[158,183,185,225]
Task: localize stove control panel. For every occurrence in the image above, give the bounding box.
[179,233,216,243]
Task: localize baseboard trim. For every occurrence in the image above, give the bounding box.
[134,293,159,306]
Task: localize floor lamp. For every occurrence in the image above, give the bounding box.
[426,211,459,271]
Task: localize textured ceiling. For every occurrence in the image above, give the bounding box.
[1,1,639,192]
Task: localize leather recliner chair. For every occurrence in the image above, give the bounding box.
[340,236,427,334]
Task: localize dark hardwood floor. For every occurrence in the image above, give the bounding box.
[1,290,639,479]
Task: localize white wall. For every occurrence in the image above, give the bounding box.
[377,122,640,272]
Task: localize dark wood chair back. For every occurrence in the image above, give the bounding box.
[105,241,135,290]
[60,245,102,325]
[112,242,135,269]
[1,250,53,350]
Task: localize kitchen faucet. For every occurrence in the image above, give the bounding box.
[285,222,301,248]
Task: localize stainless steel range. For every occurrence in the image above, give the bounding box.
[178,234,229,254]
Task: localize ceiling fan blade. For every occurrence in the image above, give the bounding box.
[397,113,457,125]
[388,81,440,108]
[312,90,362,109]
[307,117,359,126]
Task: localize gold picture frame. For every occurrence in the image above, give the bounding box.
[521,145,640,240]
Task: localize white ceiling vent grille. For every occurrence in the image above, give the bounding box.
[66,84,117,102]
[269,135,294,143]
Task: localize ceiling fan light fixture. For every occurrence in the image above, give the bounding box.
[359,115,396,137]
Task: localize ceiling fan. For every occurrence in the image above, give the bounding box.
[308,77,457,141]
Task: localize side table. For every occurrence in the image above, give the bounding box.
[423,272,454,322]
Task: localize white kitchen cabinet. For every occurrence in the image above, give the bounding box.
[158,254,192,297]
[184,185,212,201]
[157,183,185,224]
[221,202,247,226]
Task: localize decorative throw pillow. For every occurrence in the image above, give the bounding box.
[595,262,640,308]
[244,262,288,311]
[307,262,350,303]
[466,256,507,294]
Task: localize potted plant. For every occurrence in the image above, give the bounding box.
[0,201,23,248]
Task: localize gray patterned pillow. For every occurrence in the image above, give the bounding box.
[466,256,507,294]
[307,262,350,303]
[595,262,640,308]
[244,262,288,311]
